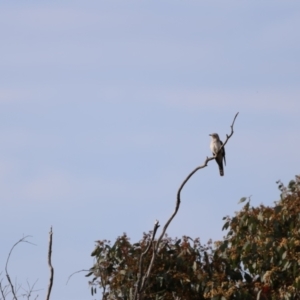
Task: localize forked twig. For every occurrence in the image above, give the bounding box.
[5,235,34,300]
[0,276,10,300]
[20,279,41,300]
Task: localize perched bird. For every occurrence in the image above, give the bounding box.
[209,133,226,176]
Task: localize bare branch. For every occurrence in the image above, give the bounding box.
[5,235,33,300]
[157,112,238,247]
[134,221,160,298]
[66,269,90,285]
[216,112,239,153]
[0,277,10,300]
[45,227,54,300]
[19,279,41,300]
[134,112,239,299]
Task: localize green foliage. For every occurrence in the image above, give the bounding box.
[87,233,222,299]
[215,175,300,299]
[88,175,300,300]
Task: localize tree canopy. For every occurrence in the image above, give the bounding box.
[87,175,300,300]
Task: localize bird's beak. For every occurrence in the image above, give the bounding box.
[209,134,212,136]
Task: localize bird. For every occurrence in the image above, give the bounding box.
[209,133,226,176]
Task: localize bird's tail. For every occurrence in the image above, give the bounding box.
[219,168,224,176]
[216,159,224,176]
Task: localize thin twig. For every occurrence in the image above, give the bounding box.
[134,221,160,298]
[45,227,54,300]
[21,279,41,300]
[66,269,90,285]
[0,277,10,300]
[5,235,33,300]
[135,112,239,298]
[14,280,21,297]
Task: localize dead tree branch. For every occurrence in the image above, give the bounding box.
[0,276,10,300]
[5,235,33,300]
[45,227,54,300]
[133,221,160,300]
[20,279,41,300]
[66,269,90,285]
[134,112,239,299]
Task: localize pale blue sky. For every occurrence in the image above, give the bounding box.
[1,1,300,299]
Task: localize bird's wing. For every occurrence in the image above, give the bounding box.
[210,141,215,155]
[220,140,226,166]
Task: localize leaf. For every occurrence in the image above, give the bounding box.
[222,221,230,231]
[288,180,296,190]
[242,241,250,251]
[244,201,250,210]
[257,212,264,221]
[238,197,247,204]
[219,240,228,252]
[175,239,181,246]
[119,270,126,275]
[227,230,233,237]
[91,247,100,257]
[85,271,94,277]
[282,251,287,260]
[282,260,291,271]
[193,261,197,271]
